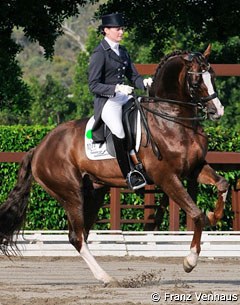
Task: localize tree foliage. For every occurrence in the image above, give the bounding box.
[97,0,240,62]
[0,57,32,124]
[1,0,240,129]
[29,75,74,125]
[0,0,96,114]
[1,1,96,58]
[215,77,240,131]
[70,27,104,119]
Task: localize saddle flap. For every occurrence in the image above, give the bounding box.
[122,98,139,151]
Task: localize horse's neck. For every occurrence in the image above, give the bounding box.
[149,57,200,123]
[153,57,185,97]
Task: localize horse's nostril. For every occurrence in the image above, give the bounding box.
[208,110,216,115]
[209,113,221,121]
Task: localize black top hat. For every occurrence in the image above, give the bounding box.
[101,13,125,28]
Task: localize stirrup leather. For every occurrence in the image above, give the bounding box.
[126,170,146,190]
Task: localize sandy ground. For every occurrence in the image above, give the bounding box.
[0,255,240,305]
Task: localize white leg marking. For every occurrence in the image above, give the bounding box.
[183,245,199,272]
[80,237,114,284]
[186,246,199,267]
[202,72,224,116]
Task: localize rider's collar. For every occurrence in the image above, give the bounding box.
[104,37,119,55]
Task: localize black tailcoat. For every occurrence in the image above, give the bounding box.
[88,39,145,132]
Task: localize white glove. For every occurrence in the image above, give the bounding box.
[115,84,134,95]
[143,77,153,88]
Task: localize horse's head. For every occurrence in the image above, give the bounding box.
[150,45,224,121]
[183,45,224,121]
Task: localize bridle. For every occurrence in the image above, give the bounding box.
[139,52,218,122]
[186,52,218,106]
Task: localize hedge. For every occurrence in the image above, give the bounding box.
[0,125,239,231]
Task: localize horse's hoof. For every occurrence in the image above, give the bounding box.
[104,279,120,288]
[183,257,195,273]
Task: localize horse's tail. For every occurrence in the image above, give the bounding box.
[0,148,35,255]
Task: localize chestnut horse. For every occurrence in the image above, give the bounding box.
[0,45,228,285]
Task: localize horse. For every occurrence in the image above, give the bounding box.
[0,44,229,285]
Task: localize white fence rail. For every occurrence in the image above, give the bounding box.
[3,230,240,257]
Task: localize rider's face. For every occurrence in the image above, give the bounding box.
[104,27,124,43]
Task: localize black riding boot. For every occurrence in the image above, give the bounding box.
[112,135,146,190]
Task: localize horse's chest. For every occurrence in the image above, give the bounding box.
[184,137,207,169]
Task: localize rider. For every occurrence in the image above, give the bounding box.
[88,12,152,190]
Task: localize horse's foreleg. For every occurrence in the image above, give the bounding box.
[161,175,205,273]
[183,215,205,273]
[197,163,229,226]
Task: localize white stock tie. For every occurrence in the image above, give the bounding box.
[112,44,119,56]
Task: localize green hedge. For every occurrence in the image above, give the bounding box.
[0,125,239,231]
[0,125,68,230]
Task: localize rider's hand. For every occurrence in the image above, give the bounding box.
[143,77,153,88]
[115,84,134,95]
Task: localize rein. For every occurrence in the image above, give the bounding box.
[134,98,162,160]
[141,96,198,107]
[135,96,206,160]
[139,96,207,121]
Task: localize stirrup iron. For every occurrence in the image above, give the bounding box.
[126,170,146,190]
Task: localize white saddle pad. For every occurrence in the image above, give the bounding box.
[85,114,141,160]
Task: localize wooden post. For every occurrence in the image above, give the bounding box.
[143,185,156,230]
[144,185,155,222]
[135,64,240,77]
[0,152,26,162]
[169,199,180,231]
[232,189,240,230]
[110,188,121,230]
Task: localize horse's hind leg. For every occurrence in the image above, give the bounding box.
[33,174,115,285]
[196,163,229,226]
[63,188,116,285]
[82,176,109,236]
[67,207,115,285]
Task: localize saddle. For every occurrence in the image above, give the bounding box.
[92,97,139,157]
[89,97,153,185]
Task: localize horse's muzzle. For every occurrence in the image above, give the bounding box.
[207,97,224,121]
[208,104,224,121]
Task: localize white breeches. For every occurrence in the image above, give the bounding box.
[101,92,132,139]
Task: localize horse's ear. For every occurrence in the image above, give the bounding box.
[203,44,211,59]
